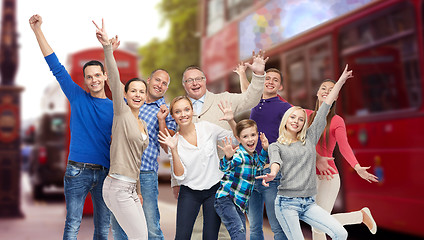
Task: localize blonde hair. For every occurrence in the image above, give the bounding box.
[277,106,308,145]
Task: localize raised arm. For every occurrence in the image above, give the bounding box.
[158,129,185,177]
[227,50,268,114]
[218,100,236,137]
[233,62,249,93]
[93,19,125,113]
[157,105,176,153]
[324,64,353,105]
[29,14,53,57]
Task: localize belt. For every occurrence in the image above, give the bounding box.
[68,160,107,170]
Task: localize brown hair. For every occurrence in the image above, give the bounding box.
[308,79,337,148]
[266,68,283,84]
[170,95,193,115]
[235,119,258,137]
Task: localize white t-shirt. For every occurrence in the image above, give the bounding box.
[172,121,236,190]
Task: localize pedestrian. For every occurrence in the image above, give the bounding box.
[214,119,268,240]
[158,97,237,240]
[309,79,378,240]
[257,65,353,240]
[94,20,149,240]
[30,15,114,239]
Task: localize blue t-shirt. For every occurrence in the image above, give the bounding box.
[45,53,113,168]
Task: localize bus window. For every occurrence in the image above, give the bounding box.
[285,50,308,108]
[227,0,254,21]
[339,3,421,117]
[207,0,225,36]
[308,38,333,102]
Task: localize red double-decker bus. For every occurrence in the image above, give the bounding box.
[200,0,424,237]
[67,48,139,214]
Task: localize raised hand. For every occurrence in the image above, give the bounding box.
[316,154,336,180]
[245,50,269,75]
[338,64,354,85]
[92,19,109,46]
[218,137,239,159]
[158,129,178,150]
[218,100,234,122]
[260,132,269,151]
[29,14,43,31]
[110,35,121,51]
[354,165,379,183]
[157,104,170,120]
[233,62,247,76]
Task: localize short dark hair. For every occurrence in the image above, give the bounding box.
[83,60,105,77]
[266,68,283,84]
[124,78,147,93]
[235,119,258,137]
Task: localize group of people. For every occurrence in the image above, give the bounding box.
[29,15,379,240]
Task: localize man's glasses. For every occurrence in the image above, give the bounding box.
[183,76,205,84]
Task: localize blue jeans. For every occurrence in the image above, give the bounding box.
[63,164,110,240]
[274,196,348,240]
[110,171,164,240]
[248,169,287,240]
[214,196,246,240]
[176,183,221,240]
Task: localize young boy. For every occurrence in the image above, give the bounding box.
[214,119,268,240]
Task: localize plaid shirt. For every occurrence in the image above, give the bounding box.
[138,97,176,172]
[215,144,267,213]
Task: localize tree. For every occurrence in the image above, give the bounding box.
[139,0,200,99]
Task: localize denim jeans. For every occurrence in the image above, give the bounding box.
[214,196,246,240]
[248,168,287,240]
[274,196,348,240]
[63,164,110,240]
[175,183,221,240]
[110,171,164,240]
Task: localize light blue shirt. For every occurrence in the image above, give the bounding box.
[189,94,206,115]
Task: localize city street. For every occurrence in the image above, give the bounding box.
[1,173,422,239]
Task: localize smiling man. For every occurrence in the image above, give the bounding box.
[177,51,268,239]
[30,14,113,239]
[137,69,176,240]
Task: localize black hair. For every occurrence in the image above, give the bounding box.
[83,60,105,77]
[124,78,147,93]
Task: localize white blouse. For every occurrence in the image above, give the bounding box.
[172,121,236,190]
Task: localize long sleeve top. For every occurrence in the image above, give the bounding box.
[215,145,267,213]
[311,113,359,175]
[104,45,149,194]
[44,53,113,168]
[171,121,234,190]
[269,103,331,197]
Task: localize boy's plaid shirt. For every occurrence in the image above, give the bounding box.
[215,144,268,213]
[138,97,176,172]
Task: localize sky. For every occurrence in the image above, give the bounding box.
[14,0,168,121]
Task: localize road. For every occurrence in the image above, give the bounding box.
[0,173,422,239]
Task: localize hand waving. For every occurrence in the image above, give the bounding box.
[233,62,247,76]
[92,19,109,46]
[260,132,269,151]
[218,100,234,122]
[158,129,178,150]
[218,137,239,159]
[245,50,269,75]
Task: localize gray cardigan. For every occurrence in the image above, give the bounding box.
[269,103,331,197]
